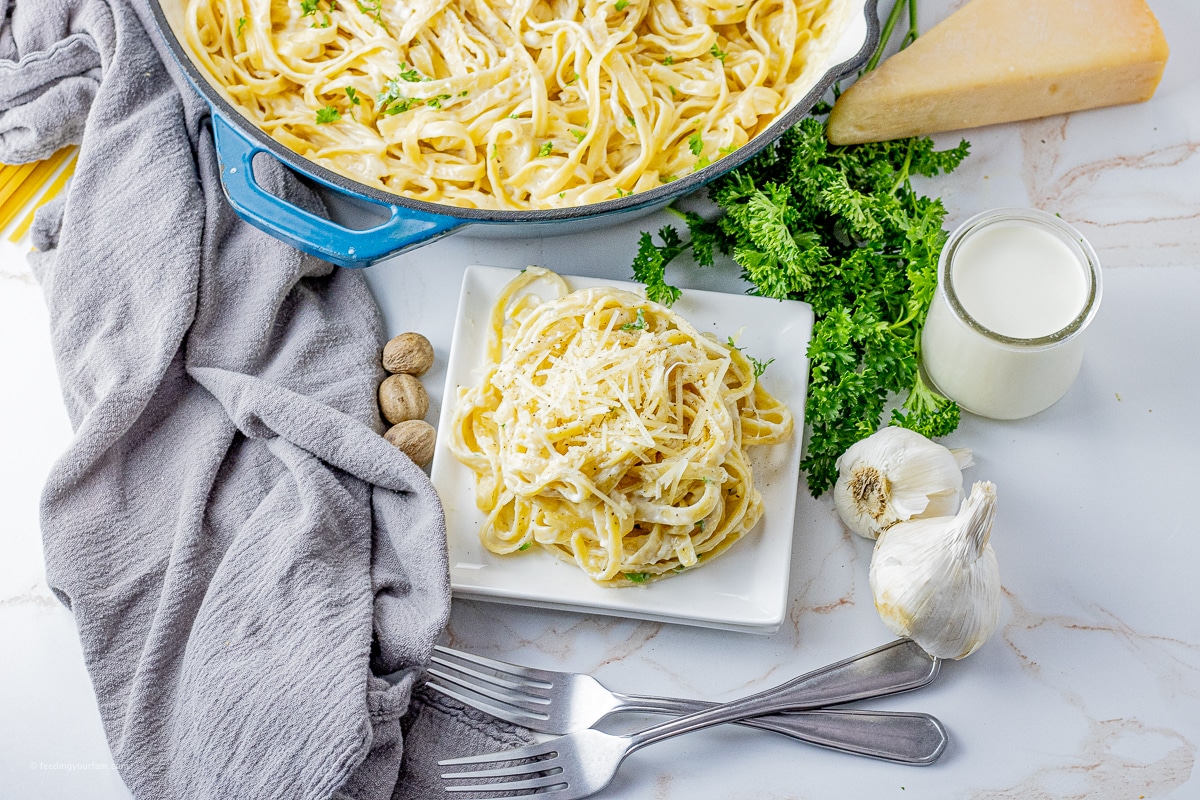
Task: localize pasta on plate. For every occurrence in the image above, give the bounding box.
[448,267,793,587]
[184,0,836,209]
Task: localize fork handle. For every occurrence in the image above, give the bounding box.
[614,638,938,718]
[624,639,940,754]
[608,693,945,763]
[737,709,946,764]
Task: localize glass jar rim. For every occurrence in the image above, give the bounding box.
[939,207,1103,349]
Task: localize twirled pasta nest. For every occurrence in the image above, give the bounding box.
[449,267,792,586]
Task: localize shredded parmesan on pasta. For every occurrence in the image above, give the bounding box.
[184,0,834,209]
[448,267,792,586]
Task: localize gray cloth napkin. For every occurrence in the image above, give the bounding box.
[0,1,532,797]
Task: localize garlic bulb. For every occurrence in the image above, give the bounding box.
[869,481,1001,660]
[834,426,973,540]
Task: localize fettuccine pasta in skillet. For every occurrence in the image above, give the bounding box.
[184,0,837,209]
[448,267,792,587]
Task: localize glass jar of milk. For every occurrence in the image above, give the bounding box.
[920,208,1102,420]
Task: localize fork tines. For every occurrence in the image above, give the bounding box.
[440,741,569,796]
[427,645,554,728]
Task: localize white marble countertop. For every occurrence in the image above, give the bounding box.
[3,1,1198,796]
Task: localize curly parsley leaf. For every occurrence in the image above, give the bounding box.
[891,371,959,439]
[631,227,687,306]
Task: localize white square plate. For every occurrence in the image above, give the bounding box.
[430,266,814,633]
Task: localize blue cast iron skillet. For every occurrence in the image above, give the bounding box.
[149,0,879,267]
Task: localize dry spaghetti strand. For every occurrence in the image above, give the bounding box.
[1,147,78,242]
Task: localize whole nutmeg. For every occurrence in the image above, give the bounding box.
[385,420,437,466]
[379,373,429,425]
[383,332,435,376]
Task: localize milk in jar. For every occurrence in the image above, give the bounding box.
[920,208,1102,420]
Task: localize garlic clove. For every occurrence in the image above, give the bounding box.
[833,426,970,540]
[869,481,1002,660]
[919,487,962,521]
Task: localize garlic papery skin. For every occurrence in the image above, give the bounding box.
[833,426,973,540]
[869,481,1001,660]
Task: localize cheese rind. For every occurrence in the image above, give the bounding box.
[826,0,1170,145]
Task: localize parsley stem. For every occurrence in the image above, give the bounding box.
[906,0,920,47]
[864,0,911,73]
[889,138,915,195]
[889,304,920,331]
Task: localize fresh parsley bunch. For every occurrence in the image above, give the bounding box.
[631,109,969,496]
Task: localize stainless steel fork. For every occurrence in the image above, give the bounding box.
[439,651,949,798]
[431,639,945,769]
[429,638,938,729]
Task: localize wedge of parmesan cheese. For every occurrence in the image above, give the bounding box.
[826,0,1170,144]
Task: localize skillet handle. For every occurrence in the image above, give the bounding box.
[211,114,465,268]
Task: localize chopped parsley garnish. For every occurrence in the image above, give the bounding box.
[710,43,728,62]
[615,0,629,10]
[571,129,587,143]
[397,62,426,82]
[663,54,674,66]
[299,0,335,24]
[377,68,445,115]
[315,105,341,124]
[620,307,647,331]
[345,86,360,106]
[381,97,419,115]
[236,16,247,37]
[750,355,774,378]
[688,132,703,156]
[624,572,649,583]
[356,0,388,30]
[537,141,554,157]
[518,542,532,551]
